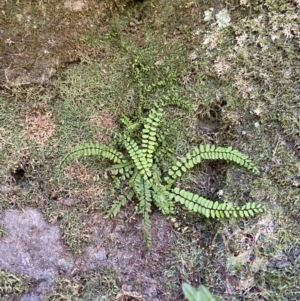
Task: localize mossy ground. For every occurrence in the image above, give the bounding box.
[0,268,32,301]
[0,0,299,300]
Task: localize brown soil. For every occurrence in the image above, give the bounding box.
[0,207,177,301]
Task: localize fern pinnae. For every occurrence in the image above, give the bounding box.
[106,188,135,218]
[165,145,259,186]
[135,177,153,249]
[57,143,128,179]
[171,187,265,219]
[123,135,150,178]
[196,145,260,174]
[141,104,164,169]
[152,185,175,215]
[108,162,135,179]
[134,178,153,242]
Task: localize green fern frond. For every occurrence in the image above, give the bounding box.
[165,145,259,185]
[133,174,152,209]
[110,175,121,190]
[160,89,192,112]
[57,143,128,178]
[106,188,135,218]
[133,174,153,249]
[142,223,152,251]
[120,114,135,128]
[170,187,266,218]
[120,114,140,135]
[152,184,175,215]
[123,135,152,179]
[109,162,135,180]
[141,103,164,169]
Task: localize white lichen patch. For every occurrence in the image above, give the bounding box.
[204,8,214,22]
[64,0,88,12]
[213,56,233,76]
[203,31,221,50]
[216,9,231,29]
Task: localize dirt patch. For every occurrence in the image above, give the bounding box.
[0,208,176,301]
[0,0,113,87]
[86,210,177,300]
[91,109,118,144]
[22,110,56,145]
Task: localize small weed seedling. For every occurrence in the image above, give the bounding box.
[57,104,265,249]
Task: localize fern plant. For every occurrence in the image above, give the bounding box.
[57,104,265,249]
[182,283,220,301]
